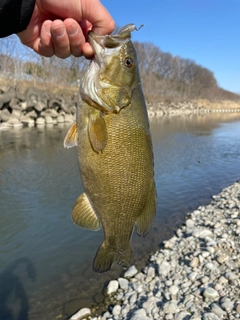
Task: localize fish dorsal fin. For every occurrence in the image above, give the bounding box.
[88,111,108,153]
[98,87,131,111]
[72,193,101,231]
[136,179,157,237]
[63,122,77,148]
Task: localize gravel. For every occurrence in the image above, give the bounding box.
[70,181,240,320]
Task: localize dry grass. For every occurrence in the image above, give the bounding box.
[0,77,78,98]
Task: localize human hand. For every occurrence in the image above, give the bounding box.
[17,0,115,59]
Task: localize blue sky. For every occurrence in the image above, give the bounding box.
[102,0,240,93]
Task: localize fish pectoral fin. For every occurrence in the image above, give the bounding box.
[63,122,77,148]
[136,179,157,237]
[71,193,101,231]
[98,87,131,111]
[93,241,132,273]
[88,111,108,153]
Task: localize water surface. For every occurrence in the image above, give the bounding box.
[1,113,240,319]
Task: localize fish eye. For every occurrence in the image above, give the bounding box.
[124,57,133,68]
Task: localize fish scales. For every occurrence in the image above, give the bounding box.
[64,24,157,273]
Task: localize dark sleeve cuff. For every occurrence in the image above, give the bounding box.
[0,0,36,37]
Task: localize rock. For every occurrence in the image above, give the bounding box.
[129,292,137,305]
[188,272,197,281]
[7,117,23,128]
[36,117,45,125]
[174,311,191,320]
[169,285,179,295]
[202,313,221,320]
[64,114,75,123]
[221,301,234,312]
[225,271,238,280]
[133,282,144,293]
[205,262,215,270]
[46,109,59,118]
[70,105,77,115]
[186,219,195,229]
[12,109,22,119]
[124,265,138,278]
[236,303,240,314]
[0,108,11,122]
[190,257,199,268]
[0,122,11,130]
[45,115,54,124]
[203,288,219,300]
[20,101,27,110]
[158,261,171,277]
[130,308,151,320]
[34,101,45,112]
[211,303,226,318]
[192,228,213,238]
[146,266,155,278]
[70,308,91,320]
[163,301,180,314]
[217,253,229,264]
[118,277,129,290]
[21,116,35,126]
[142,296,160,315]
[26,110,38,119]
[106,280,119,295]
[57,115,65,123]
[0,87,16,108]
[9,98,20,109]
[112,305,121,316]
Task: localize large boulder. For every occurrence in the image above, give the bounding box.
[0,108,11,122]
[0,86,17,109]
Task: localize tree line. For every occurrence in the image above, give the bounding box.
[0,35,239,101]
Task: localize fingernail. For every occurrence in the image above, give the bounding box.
[66,24,78,37]
[52,25,65,38]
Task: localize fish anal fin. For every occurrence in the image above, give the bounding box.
[88,111,108,153]
[71,193,100,231]
[93,242,132,273]
[136,180,157,237]
[63,122,77,148]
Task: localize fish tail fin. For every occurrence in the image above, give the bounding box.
[93,242,132,273]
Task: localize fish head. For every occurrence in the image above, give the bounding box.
[81,24,140,114]
[89,24,138,88]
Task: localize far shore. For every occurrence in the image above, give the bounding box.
[0,85,240,130]
[147,100,240,117]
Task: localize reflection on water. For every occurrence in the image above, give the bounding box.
[0,258,36,320]
[0,114,240,319]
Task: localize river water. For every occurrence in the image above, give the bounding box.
[1,113,240,320]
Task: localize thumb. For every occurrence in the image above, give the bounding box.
[82,0,115,35]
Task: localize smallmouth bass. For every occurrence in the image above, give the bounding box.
[64,24,157,273]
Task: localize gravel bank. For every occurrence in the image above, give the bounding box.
[72,181,240,320]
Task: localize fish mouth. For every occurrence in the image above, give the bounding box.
[88,32,122,67]
[88,32,104,62]
[88,24,136,62]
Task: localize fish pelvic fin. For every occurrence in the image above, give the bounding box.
[71,193,101,231]
[63,122,77,148]
[93,242,132,273]
[136,179,157,237]
[88,110,108,153]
